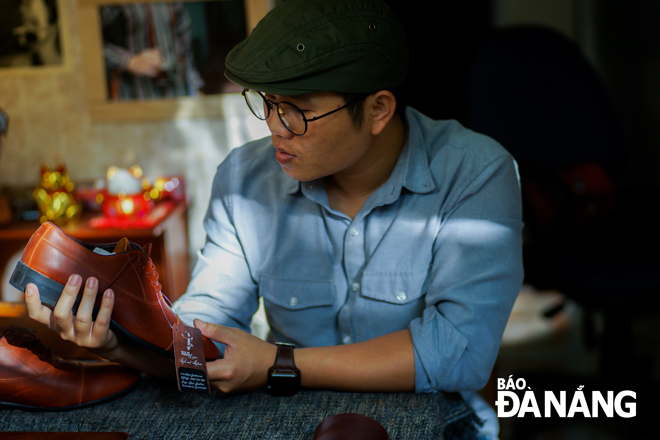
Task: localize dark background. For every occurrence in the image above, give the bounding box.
[385,0,660,189]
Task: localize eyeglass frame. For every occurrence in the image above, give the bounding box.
[242,88,352,136]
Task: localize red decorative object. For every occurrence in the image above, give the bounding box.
[90,201,176,229]
[101,190,154,220]
[151,175,185,202]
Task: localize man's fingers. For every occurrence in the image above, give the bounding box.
[52,274,82,324]
[92,289,114,336]
[194,321,233,383]
[73,277,99,332]
[194,319,232,345]
[24,283,52,325]
[90,289,118,350]
[206,359,236,384]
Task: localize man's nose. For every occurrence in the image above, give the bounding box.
[266,112,294,139]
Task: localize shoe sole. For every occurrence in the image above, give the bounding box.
[10,260,175,360]
[0,374,141,411]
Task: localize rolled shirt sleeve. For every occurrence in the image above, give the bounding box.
[411,155,523,392]
[173,159,260,337]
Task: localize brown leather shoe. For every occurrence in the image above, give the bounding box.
[9,221,220,361]
[0,326,141,411]
[313,413,389,440]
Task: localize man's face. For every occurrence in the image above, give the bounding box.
[263,92,375,182]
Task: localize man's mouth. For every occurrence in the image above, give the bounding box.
[274,147,296,165]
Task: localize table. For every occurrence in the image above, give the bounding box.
[0,376,480,440]
[0,200,190,303]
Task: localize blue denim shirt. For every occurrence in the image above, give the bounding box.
[173,107,524,393]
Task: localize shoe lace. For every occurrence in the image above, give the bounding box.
[0,325,51,358]
[106,241,174,329]
[141,243,163,293]
[106,242,163,293]
[141,243,176,329]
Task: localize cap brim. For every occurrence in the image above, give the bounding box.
[224,70,318,96]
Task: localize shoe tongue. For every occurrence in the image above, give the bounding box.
[113,237,129,253]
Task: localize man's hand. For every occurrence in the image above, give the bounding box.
[24,275,119,355]
[194,320,277,394]
[127,48,164,77]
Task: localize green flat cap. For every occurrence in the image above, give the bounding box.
[225,0,409,95]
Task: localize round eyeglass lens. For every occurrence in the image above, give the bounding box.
[277,103,306,135]
[244,90,267,120]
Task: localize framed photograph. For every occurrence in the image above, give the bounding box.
[78,0,272,122]
[0,0,70,73]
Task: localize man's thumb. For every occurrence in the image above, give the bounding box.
[194,319,226,344]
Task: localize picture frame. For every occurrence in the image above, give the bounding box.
[78,0,272,122]
[0,0,72,75]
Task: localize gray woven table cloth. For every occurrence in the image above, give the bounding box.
[0,375,481,439]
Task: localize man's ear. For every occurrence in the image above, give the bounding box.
[368,91,397,136]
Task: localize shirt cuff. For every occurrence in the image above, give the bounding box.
[410,307,469,393]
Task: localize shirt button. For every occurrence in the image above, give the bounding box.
[350,228,359,236]
[288,296,299,307]
[396,291,407,302]
[343,335,352,344]
[351,282,360,292]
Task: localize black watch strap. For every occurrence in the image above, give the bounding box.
[270,343,297,371]
[267,342,301,396]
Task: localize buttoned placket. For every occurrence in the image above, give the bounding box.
[300,179,366,346]
[337,217,365,345]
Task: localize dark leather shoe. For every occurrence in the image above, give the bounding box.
[314,413,389,440]
[0,326,141,411]
[9,221,220,361]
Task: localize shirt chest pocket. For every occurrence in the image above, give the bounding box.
[357,268,429,335]
[259,275,337,341]
[360,267,429,305]
[260,275,335,309]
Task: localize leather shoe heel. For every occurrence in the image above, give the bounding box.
[11,260,71,310]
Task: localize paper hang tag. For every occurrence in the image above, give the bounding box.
[172,322,211,394]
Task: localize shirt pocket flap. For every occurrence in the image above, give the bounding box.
[361,268,429,305]
[260,275,335,310]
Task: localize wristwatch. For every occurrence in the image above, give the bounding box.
[267,342,301,396]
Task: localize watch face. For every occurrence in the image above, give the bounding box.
[267,370,301,396]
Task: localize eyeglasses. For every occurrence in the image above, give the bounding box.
[242,88,350,136]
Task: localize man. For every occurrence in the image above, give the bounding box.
[25,0,523,438]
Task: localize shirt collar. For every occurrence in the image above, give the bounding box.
[286,179,301,195]
[399,108,436,195]
[375,108,436,204]
[285,108,436,197]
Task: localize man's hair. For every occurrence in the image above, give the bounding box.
[339,88,406,129]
